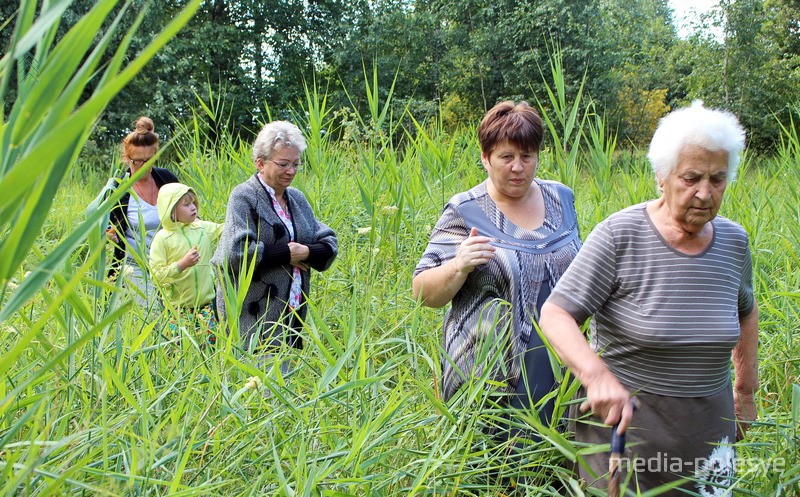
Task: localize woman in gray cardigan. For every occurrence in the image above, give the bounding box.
[212,121,337,352]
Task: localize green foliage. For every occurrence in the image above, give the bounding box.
[616,86,670,147]
[101,1,259,146]
[0,0,199,317]
[674,0,800,150]
[1,5,799,494]
[535,46,590,187]
[4,69,800,495]
[11,0,799,154]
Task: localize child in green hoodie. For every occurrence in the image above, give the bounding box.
[150,183,223,345]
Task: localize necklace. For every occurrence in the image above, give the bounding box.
[133,178,157,205]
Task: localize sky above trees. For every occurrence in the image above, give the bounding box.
[670,0,715,34]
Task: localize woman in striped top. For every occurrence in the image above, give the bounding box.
[413,101,582,446]
[540,101,758,496]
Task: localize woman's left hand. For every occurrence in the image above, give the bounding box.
[732,307,758,441]
[734,389,756,441]
[288,242,310,271]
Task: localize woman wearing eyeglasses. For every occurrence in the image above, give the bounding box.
[106,116,178,309]
[213,120,337,360]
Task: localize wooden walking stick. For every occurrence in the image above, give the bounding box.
[608,424,625,497]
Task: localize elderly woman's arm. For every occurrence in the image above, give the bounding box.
[412,227,495,308]
[305,218,337,271]
[733,305,759,439]
[290,194,337,271]
[539,301,636,434]
[218,186,277,273]
[304,243,334,270]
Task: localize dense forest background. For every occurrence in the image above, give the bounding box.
[2,0,799,153]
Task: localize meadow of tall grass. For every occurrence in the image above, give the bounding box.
[2,3,798,496]
[2,84,798,495]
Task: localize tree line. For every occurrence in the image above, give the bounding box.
[2,0,798,153]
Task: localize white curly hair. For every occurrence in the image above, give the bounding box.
[252,120,307,164]
[647,100,746,183]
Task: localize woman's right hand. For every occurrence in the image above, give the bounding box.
[453,227,495,275]
[288,242,310,271]
[106,227,119,243]
[412,227,495,307]
[540,301,636,435]
[178,247,200,271]
[581,369,636,434]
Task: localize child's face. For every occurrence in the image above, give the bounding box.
[174,195,198,224]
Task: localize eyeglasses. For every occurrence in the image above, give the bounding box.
[267,158,303,171]
[129,157,152,167]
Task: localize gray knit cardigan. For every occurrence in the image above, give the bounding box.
[212,174,337,350]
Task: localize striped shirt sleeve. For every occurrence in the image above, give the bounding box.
[547,219,617,324]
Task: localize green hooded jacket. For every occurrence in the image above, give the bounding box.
[149,183,224,309]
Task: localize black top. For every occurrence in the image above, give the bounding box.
[107,166,179,279]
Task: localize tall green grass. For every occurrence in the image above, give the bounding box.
[2,7,799,496]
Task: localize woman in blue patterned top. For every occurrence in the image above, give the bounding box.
[413,101,582,442]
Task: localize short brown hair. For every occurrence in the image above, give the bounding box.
[121,116,159,160]
[478,101,544,154]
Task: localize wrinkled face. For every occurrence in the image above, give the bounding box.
[256,145,301,191]
[174,195,198,224]
[481,140,538,199]
[659,145,729,231]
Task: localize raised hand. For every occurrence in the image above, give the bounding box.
[105,226,119,243]
[288,241,310,271]
[178,246,200,271]
[453,227,495,275]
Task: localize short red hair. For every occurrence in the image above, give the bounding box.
[478,101,543,154]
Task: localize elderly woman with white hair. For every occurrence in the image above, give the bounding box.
[539,102,758,495]
[213,121,337,357]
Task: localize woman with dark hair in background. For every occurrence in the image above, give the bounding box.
[413,101,582,451]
